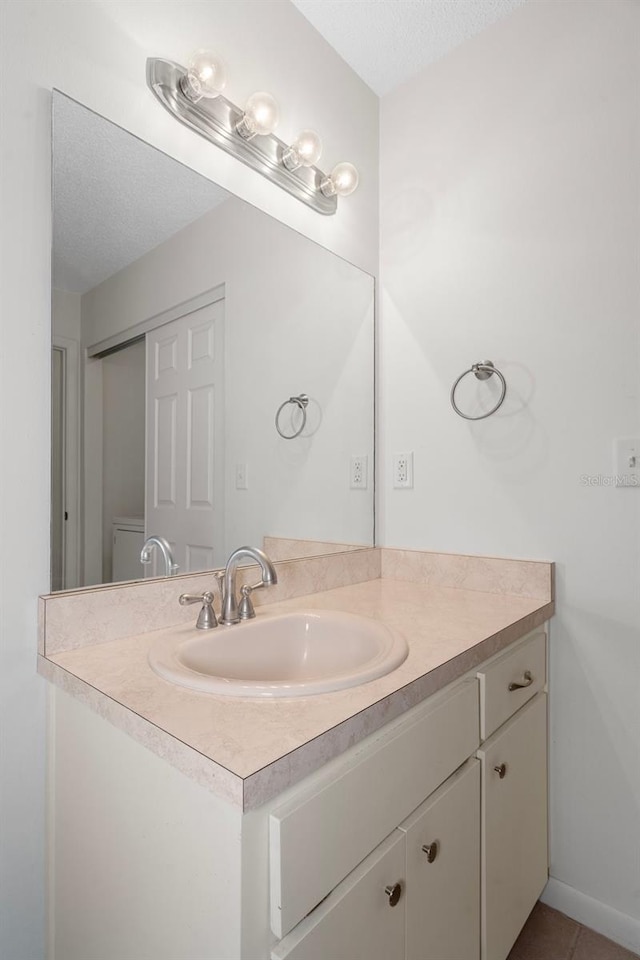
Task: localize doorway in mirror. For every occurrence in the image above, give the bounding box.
[146,295,225,577]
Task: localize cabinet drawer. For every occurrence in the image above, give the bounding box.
[478,631,545,740]
[271,830,405,960]
[270,679,479,938]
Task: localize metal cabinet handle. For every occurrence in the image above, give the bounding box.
[421,841,439,863]
[508,670,533,691]
[384,882,403,907]
[494,763,507,779]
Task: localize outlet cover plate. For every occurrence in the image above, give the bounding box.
[393,452,414,489]
[350,455,368,490]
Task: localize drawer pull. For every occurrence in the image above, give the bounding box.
[494,763,507,779]
[421,841,439,863]
[384,882,403,907]
[508,670,533,691]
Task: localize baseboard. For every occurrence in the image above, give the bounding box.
[541,877,640,954]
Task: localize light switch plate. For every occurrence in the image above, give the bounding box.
[235,463,249,490]
[613,438,640,487]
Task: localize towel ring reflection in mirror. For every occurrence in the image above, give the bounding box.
[275,393,309,439]
[450,361,507,420]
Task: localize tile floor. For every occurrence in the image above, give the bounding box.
[507,902,640,960]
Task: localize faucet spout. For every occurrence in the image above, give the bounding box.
[220,546,277,625]
[140,535,179,577]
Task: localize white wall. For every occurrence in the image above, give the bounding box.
[380,0,640,948]
[52,289,81,342]
[0,2,378,957]
[101,341,146,581]
[81,196,374,565]
[52,291,82,589]
[82,339,146,585]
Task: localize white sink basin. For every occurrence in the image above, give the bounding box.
[148,609,409,698]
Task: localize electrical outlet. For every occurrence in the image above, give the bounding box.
[235,463,249,490]
[393,452,414,489]
[350,455,368,490]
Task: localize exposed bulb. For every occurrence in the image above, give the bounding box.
[181,49,227,102]
[282,129,323,171]
[320,162,359,198]
[236,92,280,139]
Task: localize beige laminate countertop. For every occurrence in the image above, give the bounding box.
[39,577,553,810]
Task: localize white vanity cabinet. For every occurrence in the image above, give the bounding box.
[48,626,548,960]
[401,759,481,960]
[477,631,548,960]
[271,830,407,960]
[268,679,479,941]
[269,630,548,960]
[272,760,481,960]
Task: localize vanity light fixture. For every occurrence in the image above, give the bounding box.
[146,55,358,215]
[282,129,323,171]
[180,49,227,102]
[320,161,360,198]
[235,91,280,139]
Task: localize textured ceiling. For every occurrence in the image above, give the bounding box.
[291,0,527,96]
[53,94,229,294]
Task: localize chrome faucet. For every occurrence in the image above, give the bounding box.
[140,535,179,577]
[219,546,278,625]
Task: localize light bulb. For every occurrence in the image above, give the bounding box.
[320,162,359,198]
[282,129,323,171]
[235,92,280,139]
[181,49,227,102]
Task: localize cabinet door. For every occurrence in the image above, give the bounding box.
[478,693,548,960]
[271,830,405,960]
[401,759,480,960]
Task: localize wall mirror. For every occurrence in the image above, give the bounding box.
[51,93,374,592]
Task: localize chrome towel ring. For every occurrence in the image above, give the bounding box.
[450,361,506,420]
[275,393,309,439]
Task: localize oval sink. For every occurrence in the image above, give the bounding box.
[148,609,409,698]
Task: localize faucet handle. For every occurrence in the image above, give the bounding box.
[179,591,218,629]
[238,580,269,620]
[238,584,256,620]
